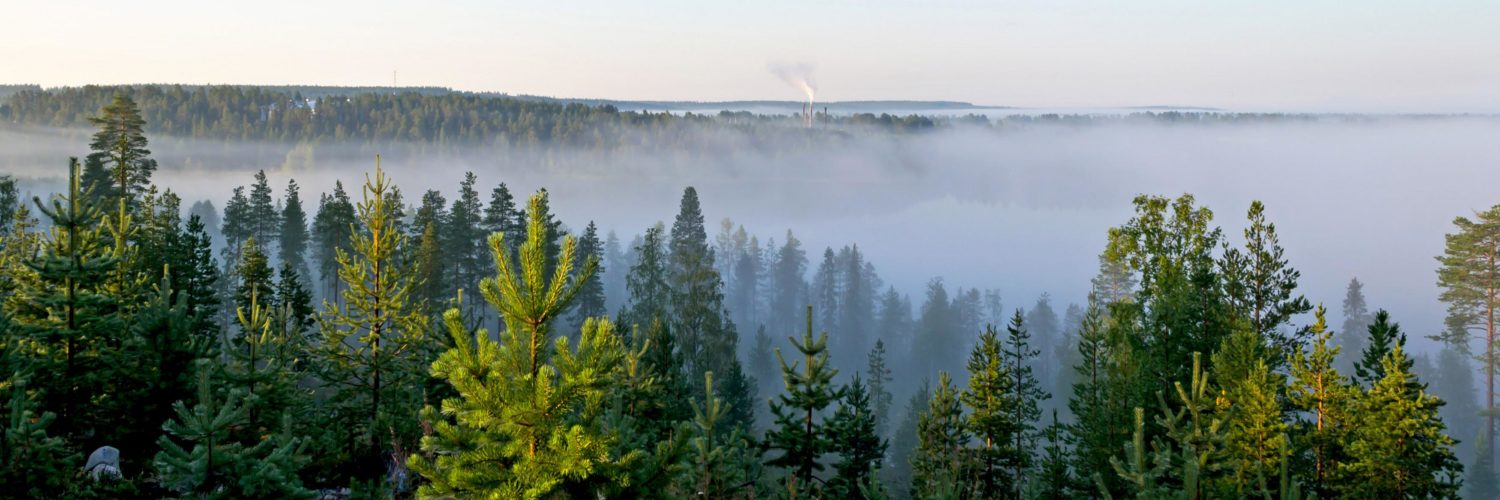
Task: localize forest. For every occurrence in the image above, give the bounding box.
[0,94,1494,499]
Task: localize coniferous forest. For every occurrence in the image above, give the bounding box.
[0,92,1496,500]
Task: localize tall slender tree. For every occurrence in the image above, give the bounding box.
[1336,277,1372,375]
[1435,204,1500,454]
[315,159,430,480]
[569,221,607,324]
[279,179,311,281]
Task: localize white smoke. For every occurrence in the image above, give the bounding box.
[768,61,817,103]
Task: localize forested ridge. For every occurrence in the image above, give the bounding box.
[3,84,1466,153]
[0,94,1493,499]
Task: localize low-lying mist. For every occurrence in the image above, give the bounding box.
[5,117,1499,350]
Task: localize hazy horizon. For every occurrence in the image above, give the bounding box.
[5,1,1499,113]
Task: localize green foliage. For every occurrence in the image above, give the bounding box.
[1355,309,1410,387]
[684,371,758,498]
[314,159,431,483]
[411,189,650,499]
[1218,201,1310,366]
[828,374,887,499]
[912,372,969,498]
[154,362,313,499]
[764,306,841,494]
[9,158,121,441]
[1341,345,1464,498]
[1287,305,1356,496]
[0,379,76,498]
[1214,329,1288,495]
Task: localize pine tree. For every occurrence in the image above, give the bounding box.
[82,94,157,214]
[764,306,840,494]
[912,372,969,497]
[278,179,311,280]
[1287,305,1356,497]
[314,160,430,480]
[224,288,306,438]
[411,190,648,498]
[684,371,756,498]
[1436,204,1500,453]
[1219,201,1310,365]
[1355,309,1408,386]
[246,170,280,250]
[154,363,313,499]
[867,339,895,438]
[828,374,887,498]
[1342,345,1463,498]
[570,221,607,324]
[445,172,487,318]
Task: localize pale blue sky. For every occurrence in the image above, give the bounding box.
[4,0,1498,111]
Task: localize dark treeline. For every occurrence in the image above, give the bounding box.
[0,95,1493,499]
[3,85,1477,155]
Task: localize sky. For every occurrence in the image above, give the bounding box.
[3,0,1499,112]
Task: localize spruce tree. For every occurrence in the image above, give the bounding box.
[235,238,275,317]
[883,383,928,496]
[828,374,887,499]
[570,221,607,324]
[768,230,808,339]
[1066,299,1130,497]
[1003,310,1048,490]
[764,306,840,494]
[1342,345,1463,498]
[482,182,521,259]
[867,339,895,438]
[1355,309,1408,386]
[1037,410,1073,499]
[311,182,356,301]
[314,160,430,480]
[623,223,671,332]
[10,159,121,440]
[1335,278,1372,375]
[667,186,736,396]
